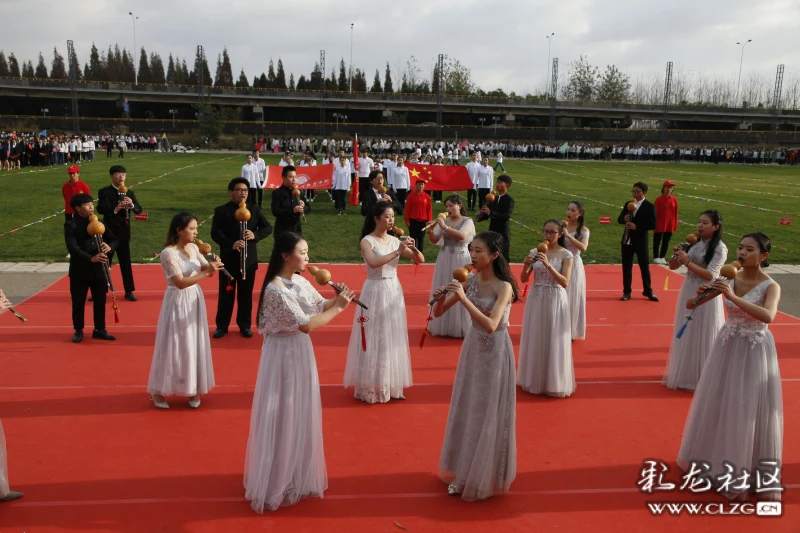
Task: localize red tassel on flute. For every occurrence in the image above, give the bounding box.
[522,282,529,299]
[358,309,368,351]
[419,314,433,348]
[226,279,233,293]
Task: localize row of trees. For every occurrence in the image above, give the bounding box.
[1,45,798,109]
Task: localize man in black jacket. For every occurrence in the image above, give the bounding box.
[360,170,403,218]
[271,165,310,239]
[64,193,119,343]
[476,174,515,262]
[96,165,142,301]
[211,178,273,338]
[619,181,659,301]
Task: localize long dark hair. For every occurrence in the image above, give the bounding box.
[257,232,304,325]
[473,231,519,303]
[544,218,567,248]
[741,232,771,268]
[165,212,197,246]
[569,200,585,239]
[445,194,466,216]
[361,202,394,240]
[687,210,723,267]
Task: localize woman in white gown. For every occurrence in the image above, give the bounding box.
[427,194,475,338]
[678,233,783,502]
[517,219,575,397]
[344,202,424,403]
[663,210,727,390]
[563,201,590,341]
[244,232,355,513]
[147,213,223,409]
[433,231,517,501]
[0,290,23,503]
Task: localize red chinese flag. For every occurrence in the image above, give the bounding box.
[353,134,360,171]
[264,164,334,190]
[255,140,265,152]
[349,175,359,206]
[404,163,474,191]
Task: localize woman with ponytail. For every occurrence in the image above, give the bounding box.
[432,231,518,501]
[678,233,782,502]
[244,232,355,513]
[517,219,575,397]
[563,201,590,340]
[663,210,727,390]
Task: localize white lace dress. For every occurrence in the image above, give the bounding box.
[147,245,215,397]
[244,276,329,513]
[663,240,727,390]
[428,218,475,338]
[565,228,589,340]
[517,253,576,397]
[677,279,783,501]
[439,275,516,501]
[0,421,8,497]
[343,235,413,403]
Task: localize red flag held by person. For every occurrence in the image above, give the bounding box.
[353,134,360,171]
[404,163,474,191]
[263,164,334,189]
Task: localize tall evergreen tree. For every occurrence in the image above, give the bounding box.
[432,64,440,94]
[214,53,223,85]
[275,58,287,89]
[352,68,368,92]
[150,52,166,84]
[121,48,136,82]
[309,62,322,91]
[21,60,34,78]
[289,72,295,90]
[371,69,383,92]
[327,68,337,91]
[267,59,276,88]
[252,75,260,89]
[35,52,48,78]
[50,47,67,79]
[68,48,82,80]
[0,52,9,77]
[166,54,176,84]
[338,59,348,91]
[8,53,20,77]
[219,48,234,86]
[383,62,393,93]
[137,48,151,83]
[236,69,249,88]
[109,45,121,81]
[87,43,103,81]
[258,73,267,88]
[296,74,307,91]
[192,49,212,86]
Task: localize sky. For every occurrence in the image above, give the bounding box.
[2,0,799,94]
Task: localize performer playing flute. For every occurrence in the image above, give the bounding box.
[64,194,118,343]
[271,165,310,239]
[211,178,273,339]
[0,290,24,502]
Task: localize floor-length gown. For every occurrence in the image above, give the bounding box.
[0,421,9,498]
[428,218,475,337]
[517,252,576,397]
[439,275,516,500]
[677,278,783,501]
[663,240,727,390]
[565,228,589,340]
[343,235,413,403]
[244,276,329,513]
[147,245,215,397]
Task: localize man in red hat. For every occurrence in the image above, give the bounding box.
[62,165,91,223]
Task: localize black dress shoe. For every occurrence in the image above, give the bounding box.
[620,294,631,301]
[124,293,138,302]
[72,330,83,343]
[240,329,253,338]
[644,292,660,302]
[213,329,227,339]
[92,330,116,341]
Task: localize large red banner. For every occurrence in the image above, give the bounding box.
[403,163,474,191]
[264,164,334,190]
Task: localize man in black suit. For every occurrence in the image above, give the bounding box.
[271,165,310,239]
[211,178,273,338]
[360,170,403,218]
[619,181,659,301]
[64,193,119,343]
[476,174,515,262]
[96,165,142,301]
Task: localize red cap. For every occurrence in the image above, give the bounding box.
[663,180,675,187]
[67,165,80,174]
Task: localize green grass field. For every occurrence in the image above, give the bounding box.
[1,153,798,265]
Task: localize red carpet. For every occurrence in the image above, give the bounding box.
[0,264,797,532]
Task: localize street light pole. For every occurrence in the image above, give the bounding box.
[129,12,138,85]
[546,33,554,96]
[735,39,751,106]
[349,23,354,94]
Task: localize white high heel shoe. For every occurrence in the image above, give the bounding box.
[152,396,169,409]
[188,397,201,409]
